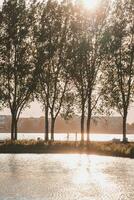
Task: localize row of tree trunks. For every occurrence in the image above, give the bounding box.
[10,112,127,143]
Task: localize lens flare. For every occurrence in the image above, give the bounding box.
[82,0,100,10]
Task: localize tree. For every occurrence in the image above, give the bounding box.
[34,0,73,141]
[67,6,88,142]
[60,92,75,122]
[67,2,109,142]
[85,1,110,142]
[102,0,134,142]
[0,0,35,140]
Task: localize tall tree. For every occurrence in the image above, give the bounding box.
[102,0,134,142]
[85,0,109,142]
[0,0,35,140]
[67,2,109,142]
[31,0,50,141]
[34,0,73,141]
[67,6,88,142]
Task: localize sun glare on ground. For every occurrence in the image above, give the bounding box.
[82,0,100,10]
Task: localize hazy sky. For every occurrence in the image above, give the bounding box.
[0,0,134,123]
[0,101,134,123]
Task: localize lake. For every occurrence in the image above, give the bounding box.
[0,154,133,200]
[0,132,134,141]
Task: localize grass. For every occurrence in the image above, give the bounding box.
[0,140,134,158]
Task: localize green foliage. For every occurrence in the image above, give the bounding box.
[33,0,74,139]
[60,92,75,121]
[0,0,35,112]
[102,0,134,116]
[0,0,36,139]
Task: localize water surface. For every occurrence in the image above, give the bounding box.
[0,154,134,200]
[0,133,134,141]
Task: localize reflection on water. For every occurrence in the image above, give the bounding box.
[0,133,134,141]
[0,154,134,200]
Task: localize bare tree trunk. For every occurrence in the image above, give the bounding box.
[86,115,91,142]
[50,117,55,141]
[87,98,91,142]
[122,112,127,143]
[45,106,49,141]
[14,118,18,140]
[81,103,85,142]
[11,112,17,140]
[11,115,15,140]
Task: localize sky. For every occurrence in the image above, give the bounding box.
[0,0,134,123]
[0,101,134,124]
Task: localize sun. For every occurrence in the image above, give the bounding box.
[82,0,100,10]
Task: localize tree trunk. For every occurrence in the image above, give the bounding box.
[14,118,18,140]
[86,115,91,142]
[11,113,17,140]
[81,103,85,142]
[45,106,49,141]
[11,115,15,140]
[50,117,55,141]
[87,98,91,142]
[122,112,127,143]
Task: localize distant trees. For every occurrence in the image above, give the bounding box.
[102,0,134,142]
[0,0,36,140]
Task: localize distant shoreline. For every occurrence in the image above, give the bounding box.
[0,141,134,158]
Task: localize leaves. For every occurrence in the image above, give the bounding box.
[0,0,36,118]
[102,0,134,117]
